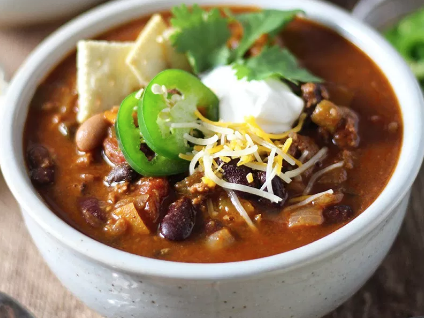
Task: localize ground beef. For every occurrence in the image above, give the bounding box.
[287,132,320,177]
[113,177,170,226]
[333,107,360,148]
[137,177,170,224]
[175,171,215,204]
[339,150,355,169]
[311,100,360,149]
[301,83,330,109]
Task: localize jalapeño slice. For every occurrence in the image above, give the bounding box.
[115,92,188,176]
[139,69,219,160]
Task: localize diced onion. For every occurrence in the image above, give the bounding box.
[288,206,324,228]
[226,190,256,230]
[303,161,344,195]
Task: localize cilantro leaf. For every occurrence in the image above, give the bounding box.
[234,10,302,59]
[170,4,231,74]
[232,46,322,83]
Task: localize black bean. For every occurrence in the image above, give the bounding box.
[78,197,106,228]
[27,145,55,185]
[140,143,155,161]
[30,167,55,185]
[159,197,197,241]
[106,164,140,185]
[28,145,54,169]
[323,205,354,224]
[218,159,257,196]
[256,171,288,208]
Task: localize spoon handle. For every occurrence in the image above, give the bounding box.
[0,292,35,318]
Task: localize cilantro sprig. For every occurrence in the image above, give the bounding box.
[170,5,231,74]
[170,4,321,83]
[233,46,322,83]
[233,10,302,59]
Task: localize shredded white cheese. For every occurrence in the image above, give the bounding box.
[265,148,276,194]
[284,189,334,212]
[226,190,256,230]
[189,150,205,175]
[183,133,219,146]
[303,161,344,195]
[285,147,328,179]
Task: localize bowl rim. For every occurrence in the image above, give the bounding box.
[1,0,423,281]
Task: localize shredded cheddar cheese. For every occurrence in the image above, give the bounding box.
[172,109,330,229]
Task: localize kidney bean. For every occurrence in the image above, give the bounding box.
[76,113,109,152]
[103,137,126,165]
[256,171,288,208]
[27,145,55,185]
[159,197,197,241]
[106,164,140,185]
[78,197,106,228]
[322,204,354,224]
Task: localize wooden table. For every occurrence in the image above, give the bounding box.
[0,1,423,317]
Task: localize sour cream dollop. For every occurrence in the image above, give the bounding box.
[201,65,304,134]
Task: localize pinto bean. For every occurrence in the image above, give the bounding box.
[159,197,197,241]
[322,204,354,224]
[76,113,108,152]
[27,145,55,185]
[78,197,106,228]
[106,164,140,185]
[256,171,288,208]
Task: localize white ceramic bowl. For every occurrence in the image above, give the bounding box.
[0,0,104,27]
[1,1,424,317]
